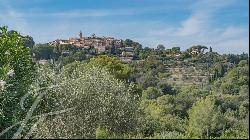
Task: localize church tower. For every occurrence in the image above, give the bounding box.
[79,30,83,38]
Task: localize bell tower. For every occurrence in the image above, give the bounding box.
[79,30,83,38]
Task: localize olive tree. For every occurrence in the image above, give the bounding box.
[34,64,140,138]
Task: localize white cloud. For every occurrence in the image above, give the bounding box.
[214,37,249,54]
[0,1,30,35]
[136,0,248,54]
[221,26,246,38]
[176,13,208,36]
[175,0,236,37]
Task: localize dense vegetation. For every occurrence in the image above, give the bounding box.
[0,26,249,139]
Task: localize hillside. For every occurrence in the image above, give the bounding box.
[0,27,249,139]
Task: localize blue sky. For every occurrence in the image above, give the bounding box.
[0,0,249,54]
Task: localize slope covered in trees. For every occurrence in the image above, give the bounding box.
[0,26,249,139]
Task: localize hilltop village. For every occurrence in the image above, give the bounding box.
[46,31,215,63]
[48,31,122,52]
[47,31,134,62]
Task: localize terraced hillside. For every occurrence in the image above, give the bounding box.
[162,61,232,87]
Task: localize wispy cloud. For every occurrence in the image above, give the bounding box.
[20,9,135,18]
[176,12,209,36]
[7,6,176,18]
[0,0,30,35]
[176,0,236,36]
[136,0,249,54]
[221,26,246,38]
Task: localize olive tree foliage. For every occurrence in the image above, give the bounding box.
[33,63,140,139]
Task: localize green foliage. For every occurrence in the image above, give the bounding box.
[0,26,35,138]
[139,92,187,136]
[22,35,35,48]
[30,44,57,60]
[186,96,226,139]
[137,71,159,89]
[171,47,180,53]
[34,65,139,138]
[31,43,89,65]
[157,44,165,50]
[214,61,249,94]
[142,87,163,100]
[62,51,86,65]
[0,26,249,139]
[157,82,176,95]
[96,126,108,139]
[226,53,249,64]
[209,63,228,82]
[175,86,210,118]
[151,131,185,139]
[220,119,248,139]
[87,55,132,80]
